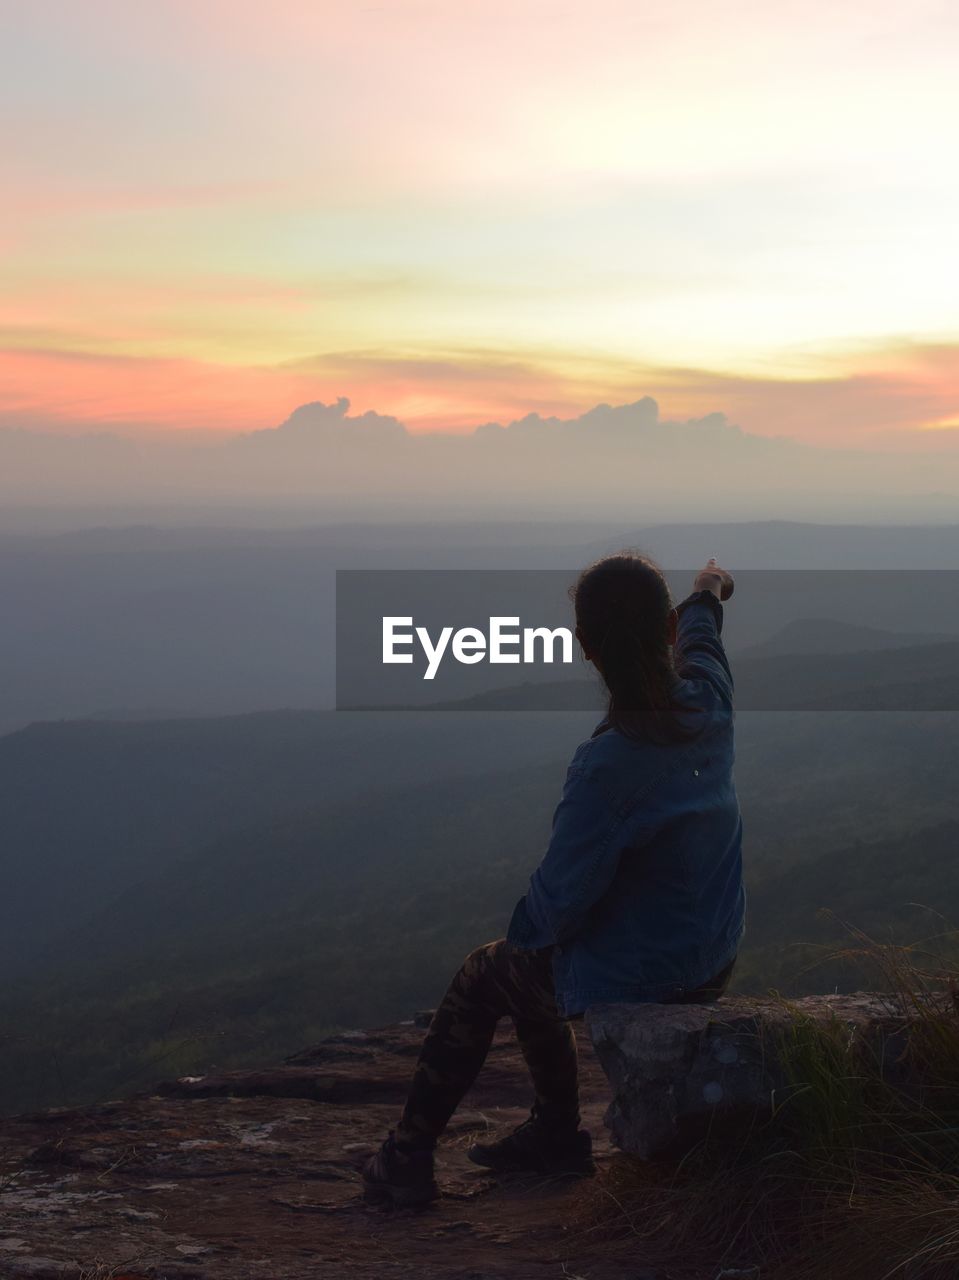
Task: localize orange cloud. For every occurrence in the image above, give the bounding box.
[1,339,957,449]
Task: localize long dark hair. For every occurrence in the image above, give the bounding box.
[572,551,699,742]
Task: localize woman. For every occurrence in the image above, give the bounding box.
[364,553,745,1206]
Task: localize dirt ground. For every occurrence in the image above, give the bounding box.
[0,1020,663,1280]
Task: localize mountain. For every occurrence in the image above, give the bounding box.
[415,638,959,712]
[3,707,959,1114]
[0,709,588,977]
[734,638,959,710]
[738,617,954,656]
[593,520,959,569]
[736,819,959,994]
[2,520,959,733]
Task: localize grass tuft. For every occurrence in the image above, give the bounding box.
[568,929,959,1280]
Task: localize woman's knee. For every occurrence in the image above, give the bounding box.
[460,938,507,977]
[446,939,510,1002]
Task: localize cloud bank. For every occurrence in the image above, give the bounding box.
[0,395,956,526]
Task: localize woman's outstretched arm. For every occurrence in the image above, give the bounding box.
[674,559,735,702]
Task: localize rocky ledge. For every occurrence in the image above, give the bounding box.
[0,1020,626,1280]
[0,994,919,1279]
[588,992,914,1158]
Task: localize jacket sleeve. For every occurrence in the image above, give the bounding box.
[506,745,633,950]
[674,589,733,704]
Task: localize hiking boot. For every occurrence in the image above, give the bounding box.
[362,1131,439,1207]
[468,1114,596,1177]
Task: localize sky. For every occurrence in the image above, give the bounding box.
[2,0,958,449]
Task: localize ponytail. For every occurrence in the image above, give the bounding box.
[572,552,701,743]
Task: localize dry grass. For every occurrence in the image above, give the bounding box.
[566,930,959,1280]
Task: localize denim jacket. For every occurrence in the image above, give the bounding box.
[506,589,746,1016]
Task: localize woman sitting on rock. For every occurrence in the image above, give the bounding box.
[364,553,745,1206]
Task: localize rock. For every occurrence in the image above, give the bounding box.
[0,1258,75,1277]
[586,992,913,1158]
[414,1009,436,1028]
[0,1018,618,1279]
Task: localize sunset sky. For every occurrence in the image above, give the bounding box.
[2,0,958,446]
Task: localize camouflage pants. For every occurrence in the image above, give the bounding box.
[397,939,578,1145]
[396,939,737,1146]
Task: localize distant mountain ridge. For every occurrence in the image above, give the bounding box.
[2,520,959,733]
[739,617,955,657]
[395,633,959,712]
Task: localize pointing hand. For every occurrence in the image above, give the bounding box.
[693,557,735,601]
